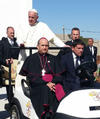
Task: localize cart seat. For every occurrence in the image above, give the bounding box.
[1,59,18,86]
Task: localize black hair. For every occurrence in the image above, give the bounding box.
[71,27,80,32]
[72,39,85,47]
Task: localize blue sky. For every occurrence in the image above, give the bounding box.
[33,0,100,40]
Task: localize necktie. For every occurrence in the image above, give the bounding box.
[76,56,80,68]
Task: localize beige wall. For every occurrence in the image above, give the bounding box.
[48,34,70,55]
[94,40,100,56]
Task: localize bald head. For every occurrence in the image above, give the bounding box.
[37,37,49,54]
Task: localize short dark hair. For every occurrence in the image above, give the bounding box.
[71,27,80,33]
[72,39,85,47]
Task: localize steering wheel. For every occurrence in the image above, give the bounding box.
[75,61,95,81]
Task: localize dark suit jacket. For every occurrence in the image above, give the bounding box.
[57,41,73,60]
[84,45,97,62]
[61,50,99,93]
[83,45,97,71]
[61,52,82,92]
[0,37,20,66]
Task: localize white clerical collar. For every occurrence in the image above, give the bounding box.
[8,37,14,45]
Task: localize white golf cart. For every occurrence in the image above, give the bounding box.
[4,47,100,119]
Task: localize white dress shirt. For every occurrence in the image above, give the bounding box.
[89,46,94,55]
[8,37,14,45]
[72,52,81,68]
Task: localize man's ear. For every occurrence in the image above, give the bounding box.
[70,34,72,39]
[72,46,74,52]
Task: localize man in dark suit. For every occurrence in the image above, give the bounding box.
[0,26,19,66]
[66,27,80,46]
[84,38,97,70]
[57,27,80,58]
[61,39,84,93]
[0,26,19,101]
[61,39,99,93]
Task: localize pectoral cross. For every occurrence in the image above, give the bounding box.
[42,69,46,76]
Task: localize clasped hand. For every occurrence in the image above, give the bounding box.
[47,82,56,92]
[6,58,13,65]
